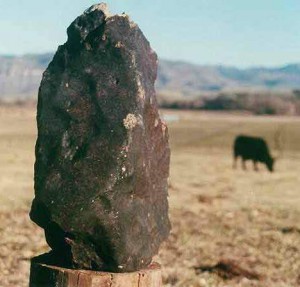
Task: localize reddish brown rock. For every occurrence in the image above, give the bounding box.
[30,3,170,272]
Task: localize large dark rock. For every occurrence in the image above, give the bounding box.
[30,3,171,272]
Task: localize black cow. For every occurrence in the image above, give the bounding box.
[233,135,275,172]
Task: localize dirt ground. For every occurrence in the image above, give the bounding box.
[0,107,300,287]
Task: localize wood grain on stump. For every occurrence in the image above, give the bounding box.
[29,261,162,287]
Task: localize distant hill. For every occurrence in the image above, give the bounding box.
[0,54,53,101]
[157,60,300,96]
[1,53,300,101]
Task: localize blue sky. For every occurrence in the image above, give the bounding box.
[1,0,300,67]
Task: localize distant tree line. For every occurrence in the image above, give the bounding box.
[158,90,300,115]
[1,90,300,116]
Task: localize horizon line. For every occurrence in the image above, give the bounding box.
[0,52,300,70]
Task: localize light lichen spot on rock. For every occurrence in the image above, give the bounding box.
[123,114,138,130]
[138,85,145,100]
[130,21,138,29]
[161,122,167,136]
[62,131,69,148]
[131,54,136,67]
[119,14,129,20]
[136,78,145,100]
[85,3,110,17]
[85,43,92,50]
[115,41,124,48]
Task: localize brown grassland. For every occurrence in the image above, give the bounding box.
[0,107,300,287]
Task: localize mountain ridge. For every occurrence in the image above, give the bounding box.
[1,53,300,101]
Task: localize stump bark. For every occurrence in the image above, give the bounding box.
[29,261,162,287]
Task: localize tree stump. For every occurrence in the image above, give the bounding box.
[29,261,162,287]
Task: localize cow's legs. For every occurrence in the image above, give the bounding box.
[253,160,259,171]
[242,159,247,170]
[233,155,238,169]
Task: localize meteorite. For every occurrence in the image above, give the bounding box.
[30,3,171,272]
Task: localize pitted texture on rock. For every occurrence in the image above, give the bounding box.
[30,3,170,273]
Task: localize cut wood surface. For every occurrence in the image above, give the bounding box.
[29,261,162,287]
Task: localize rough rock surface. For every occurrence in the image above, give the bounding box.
[30,3,171,272]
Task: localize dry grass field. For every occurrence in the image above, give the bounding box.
[0,107,300,287]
